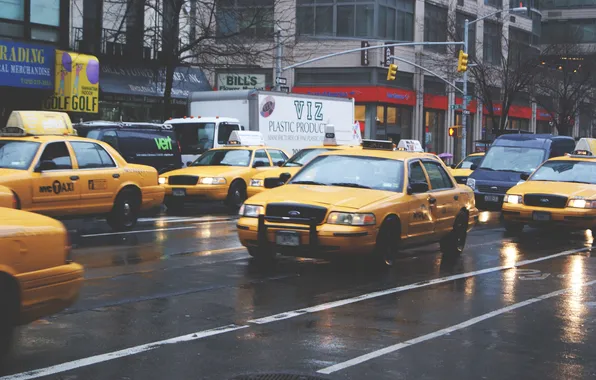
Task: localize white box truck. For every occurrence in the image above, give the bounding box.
[165,90,359,166]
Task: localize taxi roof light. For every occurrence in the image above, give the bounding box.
[362,139,394,150]
[0,111,76,137]
[226,131,265,146]
[568,149,596,158]
[323,124,338,146]
[396,139,424,153]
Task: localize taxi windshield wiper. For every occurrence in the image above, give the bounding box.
[291,180,327,186]
[331,182,371,189]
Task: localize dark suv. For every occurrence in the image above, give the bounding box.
[74,121,182,174]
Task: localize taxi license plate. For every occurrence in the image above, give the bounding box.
[533,211,551,221]
[276,231,300,246]
[172,188,186,197]
[484,195,499,202]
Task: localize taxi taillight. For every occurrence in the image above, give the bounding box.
[11,193,17,209]
[65,232,73,263]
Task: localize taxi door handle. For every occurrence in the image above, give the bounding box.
[113,174,120,178]
[70,176,79,180]
[428,197,437,205]
[454,195,459,200]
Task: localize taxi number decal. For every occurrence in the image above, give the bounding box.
[413,211,425,220]
[88,179,107,190]
[39,180,74,194]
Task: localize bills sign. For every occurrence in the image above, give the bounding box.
[217,73,266,91]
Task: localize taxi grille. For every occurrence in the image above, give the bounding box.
[478,184,510,194]
[524,194,568,208]
[266,203,328,224]
[168,175,199,185]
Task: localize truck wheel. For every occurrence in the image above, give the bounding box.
[372,217,400,267]
[0,276,18,360]
[440,212,468,256]
[107,189,140,231]
[226,181,246,209]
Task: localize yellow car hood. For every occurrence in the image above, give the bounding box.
[0,208,65,230]
[252,166,301,180]
[249,184,397,210]
[0,168,28,182]
[164,166,255,178]
[512,181,596,199]
[451,168,473,177]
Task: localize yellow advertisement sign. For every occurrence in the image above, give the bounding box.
[42,50,99,113]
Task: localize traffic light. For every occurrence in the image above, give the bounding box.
[448,126,462,137]
[457,50,469,72]
[386,63,398,81]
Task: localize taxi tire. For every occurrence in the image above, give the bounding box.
[0,276,19,360]
[226,180,247,210]
[107,189,140,231]
[440,211,468,256]
[373,218,401,267]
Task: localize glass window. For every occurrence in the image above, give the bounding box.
[483,21,502,65]
[355,4,374,37]
[530,160,596,184]
[455,13,476,59]
[290,155,405,192]
[0,140,39,170]
[424,3,448,53]
[484,0,501,8]
[101,130,120,151]
[409,161,428,185]
[217,123,239,144]
[422,161,453,189]
[284,148,331,167]
[30,0,59,26]
[192,149,251,167]
[296,6,314,35]
[268,149,288,164]
[0,0,24,21]
[337,5,355,36]
[253,149,271,166]
[216,0,274,38]
[171,122,215,154]
[480,146,545,173]
[39,142,72,170]
[315,6,333,35]
[457,155,484,169]
[71,142,116,169]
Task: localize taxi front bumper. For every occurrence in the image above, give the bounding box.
[502,204,596,229]
[164,184,229,202]
[17,262,84,325]
[237,215,378,258]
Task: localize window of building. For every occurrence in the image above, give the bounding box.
[484,0,502,8]
[483,21,502,65]
[455,12,476,59]
[424,3,448,53]
[216,0,274,38]
[509,27,533,64]
[541,0,596,9]
[30,0,59,26]
[0,0,24,20]
[0,0,60,40]
[542,20,596,44]
[378,0,415,41]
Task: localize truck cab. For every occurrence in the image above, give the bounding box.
[164,116,244,167]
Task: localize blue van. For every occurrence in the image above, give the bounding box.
[467,134,575,211]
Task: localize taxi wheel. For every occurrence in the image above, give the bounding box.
[107,190,140,231]
[0,277,18,359]
[440,212,468,256]
[226,181,247,209]
[373,218,401,267]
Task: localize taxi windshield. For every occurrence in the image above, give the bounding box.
[0,140,40,170]
[289,154,404,192]
[284,148,330,167]
[457,155,483,169]
[530,160,596,184]
[480,146,545,173]
[191,149,251,167]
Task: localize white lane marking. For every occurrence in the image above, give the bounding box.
[80,220,234,238]
[0,325,248,380]
[248,247,588,324]
[317,279,596,374]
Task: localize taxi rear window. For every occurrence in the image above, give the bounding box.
[0,140,40,170]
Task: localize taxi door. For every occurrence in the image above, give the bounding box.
[68,141,123,213]
[421,160,458,236]
[405,159,435,241]
[250,148,273,172]
[30,141,81,215]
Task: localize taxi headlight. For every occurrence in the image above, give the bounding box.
[568,199,596,209]
[239,204,265,217]
[327,212,376,226]
[199,177,227,185]
[158,177,167,185]
[466,178,476,190]
[504,194,523,204]
[250,179,263,187]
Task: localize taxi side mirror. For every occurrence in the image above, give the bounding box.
[279,172,292,183]
[520,173,530,180]
[470,164,478,170]
[276,160,285,167]
[407,181,429,195]
[253,161,266,168]
[36,160,57,172]
[450,164,457,169]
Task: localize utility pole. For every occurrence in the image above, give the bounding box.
[274,28,282,91]
[461,18,469,160]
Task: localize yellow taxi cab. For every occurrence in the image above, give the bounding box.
[0,207,84,357]
[502,148,596,233]
[0,185,16,209]
[237,139,478,267]
[0,111,164,231]
[159,131,289,210]
[247,126,360,197]
[449,152,485,185]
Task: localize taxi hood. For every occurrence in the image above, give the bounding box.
[252,166,301,180]
[0,168,29,182]
[164,166,272,178]
[513,180,596,199]
[0,208,65,230]
[248,184,397,210]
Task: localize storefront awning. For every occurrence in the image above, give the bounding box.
[100,63,211,99]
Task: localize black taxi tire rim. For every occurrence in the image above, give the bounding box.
[228,182,247,208]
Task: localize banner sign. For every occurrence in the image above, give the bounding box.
[0,39,54,89]
[217,73,266,91]
[43,50,100,113]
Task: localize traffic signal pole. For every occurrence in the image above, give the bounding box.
[461,18,469,160]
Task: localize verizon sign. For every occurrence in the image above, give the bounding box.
[217,73,266,90]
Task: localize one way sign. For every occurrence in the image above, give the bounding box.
[382,43,394,68]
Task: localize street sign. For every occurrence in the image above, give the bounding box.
[280,86,290,93]
[450,104,463,110]
[361,41,370,66]
[276,77,287,85]
[464,95,472,101]
[463,110,471,115]
[381,43,394,67]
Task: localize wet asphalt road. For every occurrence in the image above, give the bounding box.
[2,207,596,380]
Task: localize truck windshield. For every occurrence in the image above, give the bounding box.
[530,160,596,184]
[191,149,251,167]
[0,140,40,170]
[479,146,545,173]
[170,122,215,154]
[284,148,331,167]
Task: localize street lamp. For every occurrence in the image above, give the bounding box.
[459,6,527,160]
